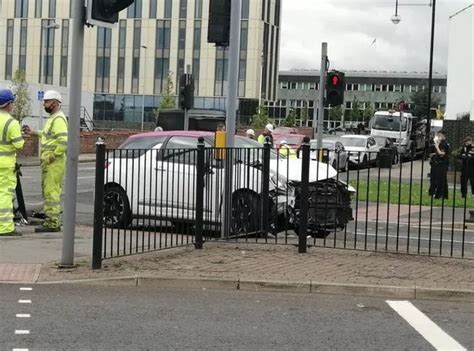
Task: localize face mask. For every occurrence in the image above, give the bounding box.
[44,106,53,113]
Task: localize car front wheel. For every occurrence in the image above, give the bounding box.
[104,185,132,229]
[231,191,260,235]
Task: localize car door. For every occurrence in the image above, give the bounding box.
[367,137,379,163]
[160,136,213,221]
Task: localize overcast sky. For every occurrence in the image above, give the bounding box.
[279,0,473,73]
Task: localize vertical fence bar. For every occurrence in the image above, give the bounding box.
[261,142,271,238]
[298,138,310,253]
[92,142,106,270]
[195,138,205,249]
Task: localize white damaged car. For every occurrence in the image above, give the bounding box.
[103,131,355,237]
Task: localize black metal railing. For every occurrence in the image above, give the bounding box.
[92,138,473,268]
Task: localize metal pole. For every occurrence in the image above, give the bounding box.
[426,0,436,146]
[298,138,310,253]
[60,2,84,267]
[141,45,147,131]
[184,64,191,131]
[316,43,328,149]
[221,0,241,238]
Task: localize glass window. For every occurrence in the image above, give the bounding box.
[15,0,28,17]
[48,0,56,18]
[35,0,42,17]
[280,82,288,89]
[164,136,202,165]
[179,0,187,18]
[149,0,157,18]
[127,0,142,18]
[242,0,249,19]
[195,0,203,18]
[164,0,172,18]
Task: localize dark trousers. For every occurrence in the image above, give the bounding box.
[429,161,448,199]
[460,165,474,198]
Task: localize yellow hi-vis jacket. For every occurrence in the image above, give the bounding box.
[0,111,24,168]
[279,144,297,159]
[38,111,68,159]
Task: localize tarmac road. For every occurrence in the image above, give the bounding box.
[0,284,472,350]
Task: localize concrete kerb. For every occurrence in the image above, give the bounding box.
[33,274,474,302]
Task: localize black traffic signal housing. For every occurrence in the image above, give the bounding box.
[179,74,194,110]
[87,0,134,27]
[326,70,345,107]
[208,0,231,46]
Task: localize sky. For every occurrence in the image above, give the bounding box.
[279,0,473,74]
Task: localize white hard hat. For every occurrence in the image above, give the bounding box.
[246,129,255,136]
[280,139,287,145]
[265,123,274,132]
[43,90,62,103]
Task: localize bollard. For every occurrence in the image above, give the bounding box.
[195,137,205,249]
[298,137,311,253]
[92,142,106,269]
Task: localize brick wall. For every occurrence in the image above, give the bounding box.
[19,130,140,157]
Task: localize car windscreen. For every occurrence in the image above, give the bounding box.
[340,137,366,148]
[371,115,407,131]
[115,136,166,158]
[231,137,280,161]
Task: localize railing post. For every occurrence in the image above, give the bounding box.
[195,137,205,249]
[92,142,106,269]
[261,140,271,236]
[299,137,311,253]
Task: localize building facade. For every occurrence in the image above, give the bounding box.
[269,70,447,127]
[0,0,281,127]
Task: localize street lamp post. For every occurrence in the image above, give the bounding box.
[141,45,147,131]
[391,0,437,146]
[39,22,60,132]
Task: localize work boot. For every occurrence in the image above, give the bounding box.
[0,230,22,236]
[35,225,61,233]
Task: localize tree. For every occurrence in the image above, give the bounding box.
[283,108,297,127]
[348,98,364,122]
[154,71,176,123]
[328,105,343,122]
[11,69,31,122]
[251,105,271,128]
[362,103,374,123]
[410,86,440,118]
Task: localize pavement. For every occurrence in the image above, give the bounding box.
[0,224,473,302]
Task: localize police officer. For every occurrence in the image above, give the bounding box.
[23,90,68,232]
[460,136,474,198]
[0,89,24,236]
[429,130,450,199]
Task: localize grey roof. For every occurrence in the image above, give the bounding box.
[279,70,447,79]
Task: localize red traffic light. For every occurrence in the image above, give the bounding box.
[331,75,340,87]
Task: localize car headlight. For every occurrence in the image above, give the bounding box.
[270,174,288,192]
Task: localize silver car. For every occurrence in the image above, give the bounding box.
[310,139,349,172]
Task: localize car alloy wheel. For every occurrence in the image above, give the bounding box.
[104,185,131,229]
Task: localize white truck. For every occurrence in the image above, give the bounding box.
[369,111,427,159]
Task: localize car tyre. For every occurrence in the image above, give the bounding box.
[104,185,132,229]
[231,191,260,235]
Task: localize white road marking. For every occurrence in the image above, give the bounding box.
[14,330,30,335]
[78,176,95,180]
[19,287,32,291]
[16,314,31,318]
[386,300,466,351]
[18,300,31,304]
[12,348,29,351]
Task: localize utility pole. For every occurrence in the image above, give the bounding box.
[60,1,84,267]
[316,42,328,150]
[221,0,241,237]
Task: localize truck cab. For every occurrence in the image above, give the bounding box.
[369,110,427,159]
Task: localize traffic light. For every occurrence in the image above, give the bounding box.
[326,70,345,107]
[179,74,194,110]
[208,0,231,46]
[86,0,134,28]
